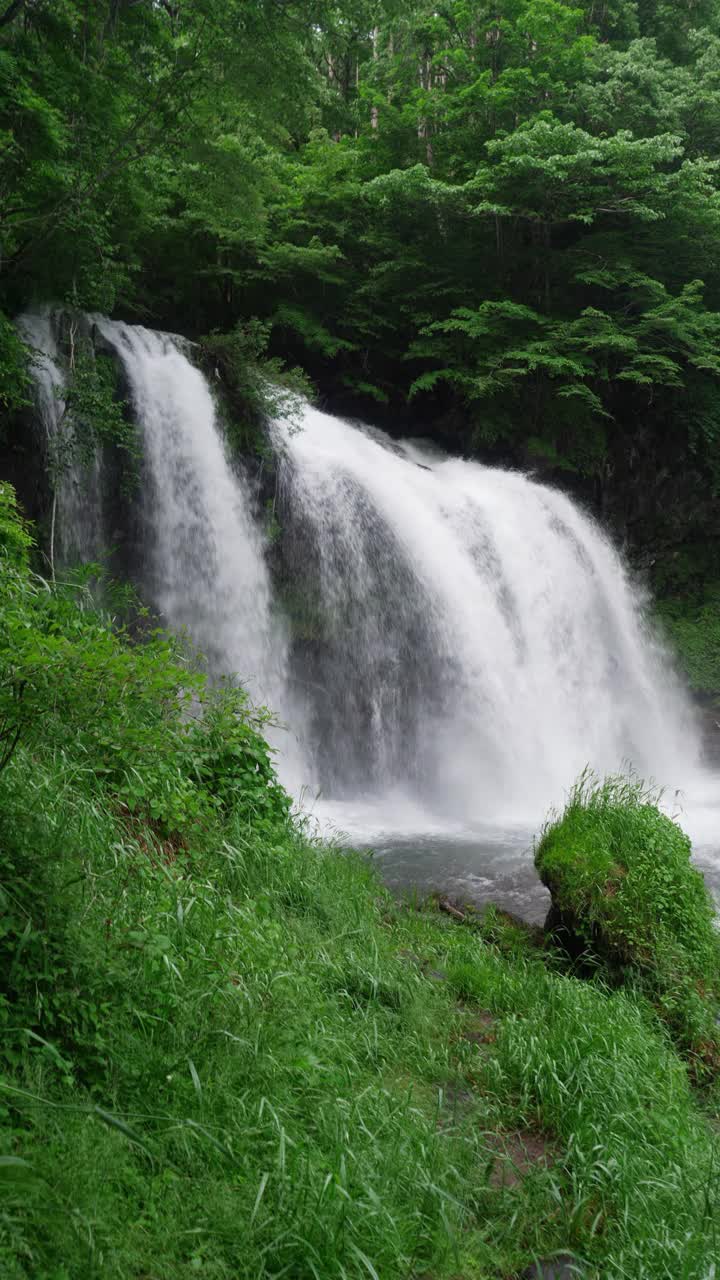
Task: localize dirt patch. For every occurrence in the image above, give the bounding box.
[484,1128,557,1189]
[462,1009,496,1046]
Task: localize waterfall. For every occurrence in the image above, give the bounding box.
[18,309,105,568]
[21,310,703,842]
[92,318,293,724]
[272,406,700,822]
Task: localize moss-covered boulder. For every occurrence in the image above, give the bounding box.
[536,773,720,1079]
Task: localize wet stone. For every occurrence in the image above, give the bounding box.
[521,1255,585,1279]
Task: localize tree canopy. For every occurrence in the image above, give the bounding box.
[3,0,720,543]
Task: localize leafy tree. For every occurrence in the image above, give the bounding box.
[3,0,720,608]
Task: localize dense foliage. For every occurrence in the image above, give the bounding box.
[537,771,720,1077]
[0,482,289,834]
[657,583,720,697]
[2,0,720,673]
[3,2,720,500]
[1,486,719,1278]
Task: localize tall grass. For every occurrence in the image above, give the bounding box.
[1,752,719,1278]
[1,492,719,1278]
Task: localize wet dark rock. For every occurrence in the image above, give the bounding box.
[521,1254,585,1279]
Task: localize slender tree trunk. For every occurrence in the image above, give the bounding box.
[495,214,502,261]
[418,53,433,166]
[370,27,379,131]
[49,490,57,584]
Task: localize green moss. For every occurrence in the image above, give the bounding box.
[656,585,720,697]
[536,772,720,1077]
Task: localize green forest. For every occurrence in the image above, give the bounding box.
[3,2,720,1277]
[3,0,720,685]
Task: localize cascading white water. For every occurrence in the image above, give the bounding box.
[23,311,718,913]
[273,405,700,822]
[18,309,105,567]
[92,317,293,722]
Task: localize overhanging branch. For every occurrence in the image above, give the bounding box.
[0,0,25,30]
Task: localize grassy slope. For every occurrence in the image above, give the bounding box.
[1,483,718,1280]
[1,750,719,1280]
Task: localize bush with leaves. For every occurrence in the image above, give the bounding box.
[200,320,312,456]
[0,481,32,568]
[0,312,30,411]
[0,485,290,834]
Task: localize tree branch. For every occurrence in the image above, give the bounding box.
[0,0,25,29]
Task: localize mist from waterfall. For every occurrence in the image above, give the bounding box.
[21,311,707,858]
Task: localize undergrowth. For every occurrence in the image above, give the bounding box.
[1,483,719,1278]
[656,582,720,699]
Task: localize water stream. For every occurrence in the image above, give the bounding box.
[18,309,105,567]
[22,312,720,917]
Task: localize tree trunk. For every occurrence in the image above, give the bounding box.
[370,27,379,131]
[418,53,433,166]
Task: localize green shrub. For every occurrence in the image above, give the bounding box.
[0,490,289,834]
[0,482,33,569]
[200,321,312,456]
[55,341,139,492]
[536,772,720,1077]
[0,312,31,412]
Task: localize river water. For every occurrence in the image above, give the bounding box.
[303,764,720,923]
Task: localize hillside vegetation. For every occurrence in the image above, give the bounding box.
[0,485,719,1278]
